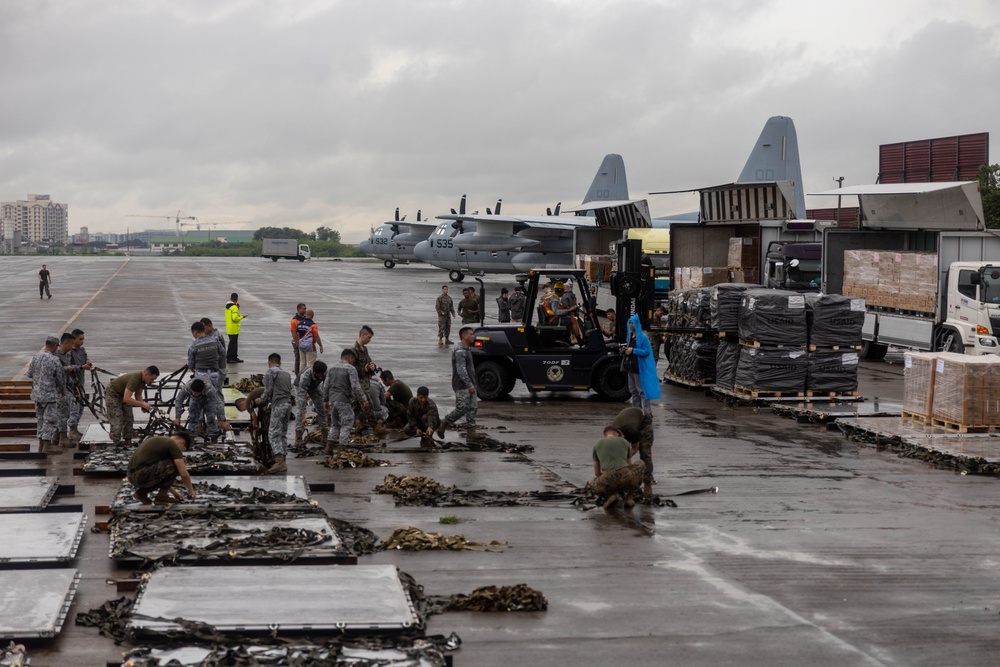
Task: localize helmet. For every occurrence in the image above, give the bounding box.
[553,282,565,290]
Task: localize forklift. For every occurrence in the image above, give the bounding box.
[470,239,653,401]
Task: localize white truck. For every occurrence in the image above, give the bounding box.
[261,238,311,262]
[816,182,1000,358]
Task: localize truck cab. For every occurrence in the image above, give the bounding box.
[942,262,1000,354]
[764,241,822,291]
[471,268,631,401]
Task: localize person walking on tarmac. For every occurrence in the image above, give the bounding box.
[225,293,246,363]
[436,326,480,440]
[622,313,660,414]
[436,285,455,345]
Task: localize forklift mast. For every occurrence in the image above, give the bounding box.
[610,238,654,342]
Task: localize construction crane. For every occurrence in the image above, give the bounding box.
[125,211,196,237]
[179,218,253,232]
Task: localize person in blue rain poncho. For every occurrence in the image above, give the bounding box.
[623,313,660,414]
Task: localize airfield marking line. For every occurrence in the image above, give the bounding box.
[14,258,132,381]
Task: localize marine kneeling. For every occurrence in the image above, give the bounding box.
[588,426,645,510]
[126,432,197,505]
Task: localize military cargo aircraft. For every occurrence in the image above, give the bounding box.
[358,208,437,268]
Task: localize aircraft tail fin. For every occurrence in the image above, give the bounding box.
[581,154,629,204]
[737,116,806,218]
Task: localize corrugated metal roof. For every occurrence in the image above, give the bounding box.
[878,132,988,183]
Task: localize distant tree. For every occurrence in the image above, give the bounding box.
[254,226,308,241]
[314,226,341,242]
[980,164,1000,229]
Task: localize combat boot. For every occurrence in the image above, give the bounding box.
[603,494,619,510]
[445,339,454,345]
[69,426,83,443]
[373,419,387,438]
[623,492,635,509]
[38,439,51,452]
[643,481,653,497]
[294,430,305,447]
[267,455,288,474]
[435,419,450,439]
[465,427,484,442]
[54,432,68,448]
[323,441,336,456]
[320,427,329,442]
[438,337,443,346]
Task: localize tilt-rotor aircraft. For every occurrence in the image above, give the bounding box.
[358,208,438,268]
[414,154,646,282]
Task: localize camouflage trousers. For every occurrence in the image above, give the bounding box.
[591,462,646,498]
[437,315,451,340]
[104,387,134,446]
[445,391,477,428]
[128,459,178,492]
[296,385,327,437]
[327,401,355,447]
[637,414,654,484]
[36,401,61,441]
[55,393,72,433]
[386,400,407,428]
[268,400,291,456]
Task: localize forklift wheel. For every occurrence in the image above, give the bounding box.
[476,361,513,400]
[593,361,630,402]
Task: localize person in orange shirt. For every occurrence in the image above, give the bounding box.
[296,308,325,372]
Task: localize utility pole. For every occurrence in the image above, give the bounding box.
[833,176,845,225]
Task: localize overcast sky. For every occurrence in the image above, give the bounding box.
[2,0,998,241]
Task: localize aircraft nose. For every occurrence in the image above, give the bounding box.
[359,239,372,254]
[414,240,432,262]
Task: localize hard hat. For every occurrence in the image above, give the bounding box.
[553,282,565,290]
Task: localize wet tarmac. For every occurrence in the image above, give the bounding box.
[2,256,1000,666]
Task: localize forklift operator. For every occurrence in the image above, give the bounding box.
[552,282,585,346]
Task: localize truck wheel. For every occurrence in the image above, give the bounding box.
[476,361,512,400]
[860,341,888,360]
[593,361,630,402]
[935,328,965,354]
[384,260,396,269]
[298,257,305,262]
[271,257,279,262]
[449,270,465,283]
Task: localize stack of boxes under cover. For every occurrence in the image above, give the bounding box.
[902,351,1000,431]
[842,250,937,313]
[803,294,866,396]
[712,283,759,390]
[664,289,717,383]
[734,289,809,396]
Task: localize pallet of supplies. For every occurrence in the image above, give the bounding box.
[710,283,758,333]
[901,351,940,423]
[738,289,808,348]
[728,237,758,269]
[806,350,859,395]
[930,354,1000,430]
[804,294,865,348]
[734,347,807,394]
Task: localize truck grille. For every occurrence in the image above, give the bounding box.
[990,316,1000,337]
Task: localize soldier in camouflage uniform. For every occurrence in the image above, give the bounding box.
[105,366,159,447]
[67,329,93,443]
[27,336,67,450]
[589,426,645,509]
[612,406,655,497]
[435,285,455,345]
[257,352,292,473]
[323,348,368,454]
[351,325,383,435]
[436,326,480,440]
[404,386,440,437]
[53,332,79,447]
[201,318,229,425]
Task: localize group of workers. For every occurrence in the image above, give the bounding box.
[28,279,660,509]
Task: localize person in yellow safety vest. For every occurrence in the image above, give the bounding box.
[540,283,558,323]
[225,292,248,363]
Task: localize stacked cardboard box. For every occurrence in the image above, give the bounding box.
[677,267,729,289]
[842,250,937,313]
[902,351,940,419]
[931,354,1000,426]
[728,237,758,269]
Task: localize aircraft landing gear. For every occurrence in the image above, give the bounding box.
[383,260,396,269]
[449,270,465,282]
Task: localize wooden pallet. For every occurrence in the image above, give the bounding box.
[739,339,805,350]
[732,386,805,399]
[664,373,714,387]
[900,409,933,425]
[805,389,859,398]
[930,418,998,434]
[807,344,863,352]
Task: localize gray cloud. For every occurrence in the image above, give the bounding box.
[1,0,998,239]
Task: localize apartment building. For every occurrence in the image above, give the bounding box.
[0,194,68,244]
